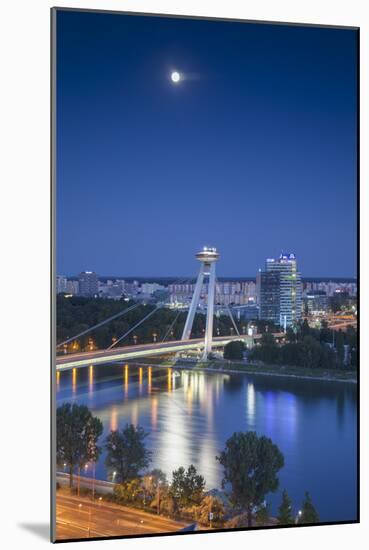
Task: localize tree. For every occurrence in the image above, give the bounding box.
[216,431,284,527]
[170,464,206,508]
[300,336,322,369]
[56,402,103,490]
[114,478,144,504]
[319,344,337,370]
[224,340,245,360]
[300,319,311,340]
[255,502,271,526]
[142,469,168,505]
[300,492,319,524]
[250,333,280,364]
[345,325,357,349]
[350,347,357,369]
[156,484,177,516]
[286,327,297,343]
[196,495,225,526]
[105,424,151,483]
[277,489,294,525]
[335,330,345,367]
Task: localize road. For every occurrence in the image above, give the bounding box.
[56,333,285,371]
[56,335,253,370]
[56,493,186,540]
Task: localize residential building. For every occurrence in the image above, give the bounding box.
[78,271,98,297]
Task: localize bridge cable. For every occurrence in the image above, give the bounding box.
[56,302,142,348]
[57,276,191,350]
[226,305,240,337]
[161,309,183,343]
[214,276,240,337]
[107,305,161,350]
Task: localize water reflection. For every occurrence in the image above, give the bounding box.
[72,368,77,395]
[151,397,158,429]
[88,365,94,397]
[124,364,129,398]
[139,367,143,395]
[110,406,118,431]
[131,402,138,426]
[148,367,152,394]
[247,383,255,422]
[167,368,172,392]
[56,363,357,523]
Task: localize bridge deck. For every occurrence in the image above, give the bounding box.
[55,335,254,371]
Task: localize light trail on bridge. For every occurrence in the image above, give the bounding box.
[55,333,285,371]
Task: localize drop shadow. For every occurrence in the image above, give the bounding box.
[18,523,50,541]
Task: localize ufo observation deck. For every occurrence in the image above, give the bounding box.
[195,246,219,263]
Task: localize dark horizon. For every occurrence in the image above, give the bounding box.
[56,11,358,278]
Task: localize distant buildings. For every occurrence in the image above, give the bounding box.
[259,253,302,329]
[55,258,356,320]
[141,282,166,295]
[303,280,357,297]
[78,271,98,297]
[66,280,79,295]
[304,290,328,314]
[56,275,67,294]
[168,280,257,307]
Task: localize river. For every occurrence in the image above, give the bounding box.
[56,362,357,523]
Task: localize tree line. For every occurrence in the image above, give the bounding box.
[56,403,319,528]
[57,295,242,352]
[224,320,357,370]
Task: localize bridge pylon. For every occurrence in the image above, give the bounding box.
[181,247,219,359]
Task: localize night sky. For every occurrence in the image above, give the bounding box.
[56,10,357,278]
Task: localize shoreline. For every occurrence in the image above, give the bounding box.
[185,365,357,384]
[134,359,357,384]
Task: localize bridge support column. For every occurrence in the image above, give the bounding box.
[182,263,205,341]
[203,261,216,358]
[181,247,219,360]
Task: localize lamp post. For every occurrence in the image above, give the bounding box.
[157,481,162,515]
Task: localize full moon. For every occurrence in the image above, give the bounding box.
[171,71,181,83]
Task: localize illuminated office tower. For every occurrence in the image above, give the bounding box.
[260,253,302,329]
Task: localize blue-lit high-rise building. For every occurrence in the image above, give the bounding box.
[259,253,302,329]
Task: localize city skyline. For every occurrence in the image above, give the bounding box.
[53,11,358,541]
[57,12,357,278]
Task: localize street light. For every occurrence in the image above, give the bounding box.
[157,480,162,515]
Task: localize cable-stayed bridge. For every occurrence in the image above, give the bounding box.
[56,247,283,371]
[56,334,257,371]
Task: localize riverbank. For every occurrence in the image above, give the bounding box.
[133,357,357,383]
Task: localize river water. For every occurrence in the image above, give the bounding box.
[56,363,357,522]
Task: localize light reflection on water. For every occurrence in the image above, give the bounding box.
[56,363,357,522]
